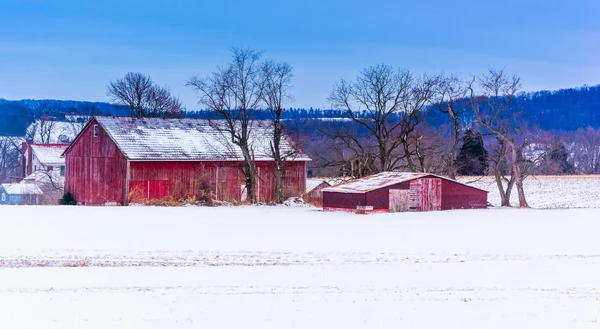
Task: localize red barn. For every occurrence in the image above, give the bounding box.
[322,172,488,213]
[62,116,310,205]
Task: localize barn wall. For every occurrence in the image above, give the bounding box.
[322,191,367,211]
[440,179,488,209]
[129,160,307,203]
[365,181,411,210]
[255,161,306,202]
[324,174,488,212]
[64,119,128,205]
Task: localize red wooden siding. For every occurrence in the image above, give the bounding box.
[64,119,127,205]
[410,178,442,211]
[323,174,487,212]
[64,119,308,205]
[440,179,488,210]
[128,161,306,203]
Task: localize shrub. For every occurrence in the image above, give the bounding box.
[58,192,77,205]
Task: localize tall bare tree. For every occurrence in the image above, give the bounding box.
[107,72,183,118]
[328,65,437,173]
[260,60,294,203]
[468,69,530,208]
[432,74,468,179]
[0,137,22,183]
[187,48,264,203]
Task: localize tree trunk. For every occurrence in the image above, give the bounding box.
[241,148,258,204]
[510,145,530,208]
[448,114,459,179]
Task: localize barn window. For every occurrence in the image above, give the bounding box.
[1,193,5,202]
[94,125,99,137]
[60,166,65,176]
[34,165,37,172]
[47,166,53,172]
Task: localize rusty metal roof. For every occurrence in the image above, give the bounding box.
[322,171,488,193]
[91,116,311,162]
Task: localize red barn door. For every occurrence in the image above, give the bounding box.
[410,178,442,211]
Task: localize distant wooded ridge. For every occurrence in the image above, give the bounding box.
[1,83,600,136]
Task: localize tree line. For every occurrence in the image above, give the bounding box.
[2,48,600,207]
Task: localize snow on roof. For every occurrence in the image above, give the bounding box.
[31,144,68,165]
[306,179,330,193]
[90,117,311,162]
[21,170,65,186]
[323,172,489,194]
[1,183,43,195]
[322,172,429,193]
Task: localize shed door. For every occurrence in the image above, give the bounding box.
[411,178,442,211]
[389,189,410,212]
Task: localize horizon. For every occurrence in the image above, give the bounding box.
[1,0,599,109]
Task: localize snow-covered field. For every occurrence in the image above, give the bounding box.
[1,205,600,328]
[461,175,600,208]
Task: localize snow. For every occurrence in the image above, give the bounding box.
[1,183,43,195]
[95,116,311,161]
[30,144,68,165]
[1,205,600,328]
[306,178,329,193]
[460,175,600,208]
[323,172,429,193]
[26,120,79,144]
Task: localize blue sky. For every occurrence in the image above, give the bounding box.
[0,0,599,109]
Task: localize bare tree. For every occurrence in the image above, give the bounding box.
[0,137,22,183]
[187,48,264,203]
[432,74,468,179]
[569,127,600,174]
[107,72,183,118]
[328,65,437,173]
[260,60,294,203]
[66,103,98,138]
[31,101,62,144]
[468,69,530,208]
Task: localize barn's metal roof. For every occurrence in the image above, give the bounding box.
[322,171,488,193]
[73,117,311,162]
[30,144,68,165]
[1,183,43,195]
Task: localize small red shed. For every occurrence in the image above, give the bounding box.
[322,172,487,213]
[303,179,331,206]
[62,116,310,205]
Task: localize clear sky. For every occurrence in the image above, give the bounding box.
[1,0,599,109]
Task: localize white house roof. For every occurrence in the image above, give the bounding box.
[322,172,488,194]
[80,117,311,162]
[21,170,65,187]
[1,183,43,195]
[31,144,68,165]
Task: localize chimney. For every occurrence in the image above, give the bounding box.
[26,139,33,176]
[21,141,27,179]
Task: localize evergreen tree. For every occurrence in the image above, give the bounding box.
[456,129,489,176]
[548,143,575,174]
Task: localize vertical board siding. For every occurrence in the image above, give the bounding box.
[410,178,442,211]
[65,119,308,205]
[128,160,306,203]
[64,119,127,205]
